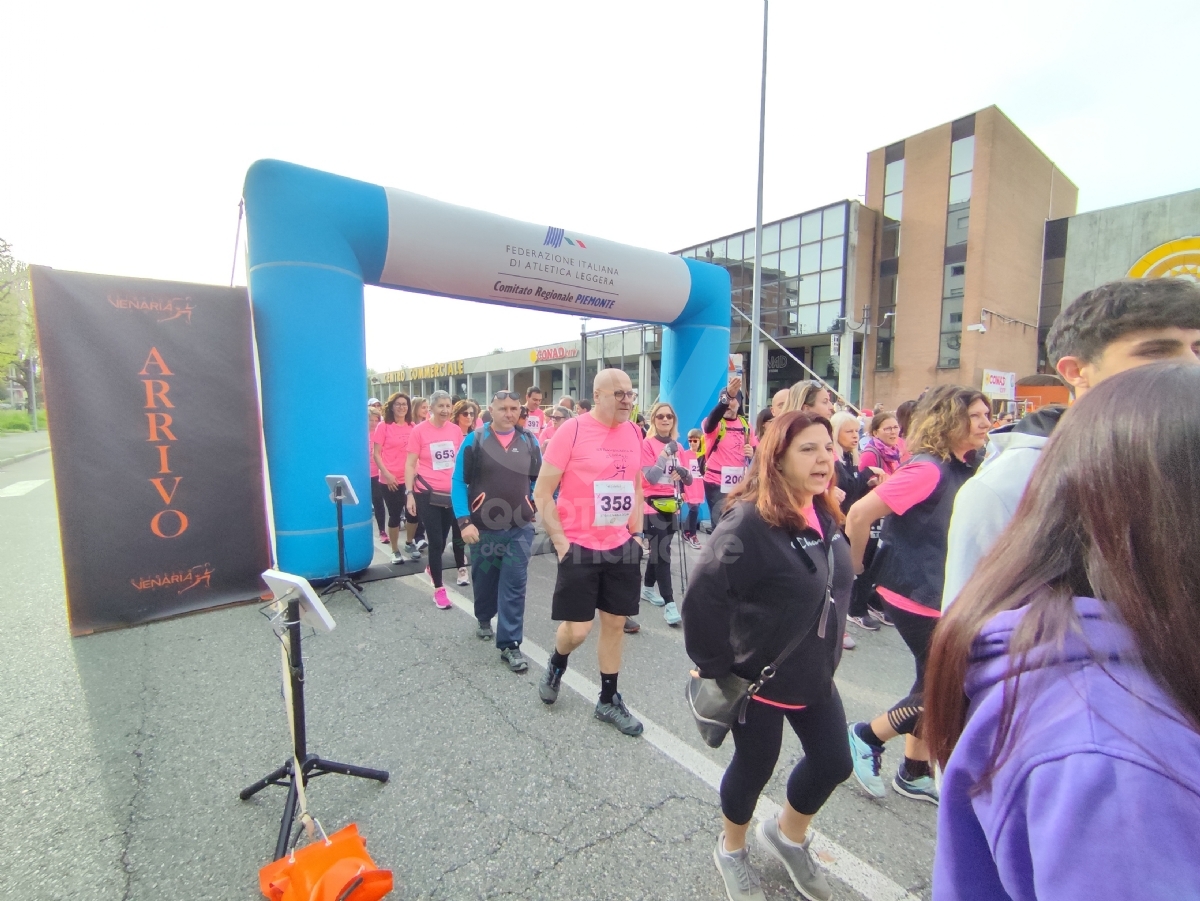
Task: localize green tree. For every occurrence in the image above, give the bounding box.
[0,239,38,411]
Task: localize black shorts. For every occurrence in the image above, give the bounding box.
[550,539,644,621]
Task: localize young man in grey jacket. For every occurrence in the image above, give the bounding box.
[942,278,1200,609]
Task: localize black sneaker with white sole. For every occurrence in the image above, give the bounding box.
[500,647,528,673]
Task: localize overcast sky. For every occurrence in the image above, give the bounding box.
[4,0,1196,372]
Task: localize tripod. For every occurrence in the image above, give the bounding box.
[240,594,389,860]
[321,480,372,612]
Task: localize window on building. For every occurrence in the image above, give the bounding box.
[875,274,897,370]
[938,263,966,368]
[781,217,800,248]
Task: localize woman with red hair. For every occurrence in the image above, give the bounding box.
[684,411,854,901]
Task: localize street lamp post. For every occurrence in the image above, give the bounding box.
[749,0,769,416]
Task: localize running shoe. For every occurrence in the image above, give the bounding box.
[457,567,470,586]
[663,601,681,626]
[893,771,940,805]
[433,587,452,609]
[500,647,528,673]
[476,621,494,641]
[539,666,563,704]
[842,632,856,650]
[379,531,389,544]
[404,541,421,560]
[868,606,894,627]
[390,551,405,565]
[847,722,887,798]
[594,692,643,736]
[755,817,832,901]
[712,836,765,901]
[686,533,702,550]
[414,537,429,552]
[641,585,666,607]
[623,617,641,634]
[847,613,882,632]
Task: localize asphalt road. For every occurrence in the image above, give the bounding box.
[0,451,936,900]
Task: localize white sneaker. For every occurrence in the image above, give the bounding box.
[457,567,470,586]
[390,551,404,565]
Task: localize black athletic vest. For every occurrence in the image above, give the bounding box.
[873,453,975,612]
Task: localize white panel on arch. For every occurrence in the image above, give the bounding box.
[380,188,691,324]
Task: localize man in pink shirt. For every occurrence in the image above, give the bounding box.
[701,375,758,527]
[523,386,545,438]
[534,368,648,737]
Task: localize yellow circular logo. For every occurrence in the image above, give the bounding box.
[1126,236,1200,281]
[529,350,538,363]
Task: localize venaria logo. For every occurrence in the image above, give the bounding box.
[543,227,587,250]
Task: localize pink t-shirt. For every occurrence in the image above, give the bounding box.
[802,504,822,536]
[492,429,516,449]
[372,421,413,476]
[678,448,705,505]
[407,419,464,494]
[702,416,758,487]
[641,434,680,501]
[544,413,643,551]
[369,433,379,478]
[873,460,942,618]
[541,422,557,445]
[525,407,545,437]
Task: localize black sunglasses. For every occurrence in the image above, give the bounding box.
[492,391,520,401]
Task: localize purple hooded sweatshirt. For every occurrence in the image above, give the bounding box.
[934,596,1200,900]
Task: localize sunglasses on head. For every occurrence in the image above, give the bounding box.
[493,391,520,401]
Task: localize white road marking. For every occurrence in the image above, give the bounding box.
[409,574,922,901]
[0,479,49,497]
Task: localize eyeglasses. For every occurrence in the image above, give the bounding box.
[688,437,701,443]
[492,391,520,401]
[653,413,675,420]
[550,413,566,421]
[600,390,638,402]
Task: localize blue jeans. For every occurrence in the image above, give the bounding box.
[470,524,534,649]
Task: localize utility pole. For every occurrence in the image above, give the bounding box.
[749,0,769,415]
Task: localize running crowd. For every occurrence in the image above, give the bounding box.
[365,277,1200,901]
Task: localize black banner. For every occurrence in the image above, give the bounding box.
[31,268,271,634]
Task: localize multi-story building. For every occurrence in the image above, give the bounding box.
[379,106,1199,418]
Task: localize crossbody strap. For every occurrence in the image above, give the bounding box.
[747,536,837,696]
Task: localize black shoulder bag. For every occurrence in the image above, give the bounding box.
[685,540,835,748]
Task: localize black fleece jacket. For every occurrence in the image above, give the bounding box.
[682,500,854,706]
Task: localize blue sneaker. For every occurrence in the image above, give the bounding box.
[893,771,939,805]
[847,723,886,798]
[663,601,681,626]
[641,585,666,607]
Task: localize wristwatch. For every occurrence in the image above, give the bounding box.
[631,531,646,539]
[456,516,473,530]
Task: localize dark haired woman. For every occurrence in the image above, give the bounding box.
[925,363,1200,900]
[372,392,419,564]
[369,402,387,544]
[843,385,990,805]
[684,411,853,901]
[853,410,903,629]
[894,399,917,462]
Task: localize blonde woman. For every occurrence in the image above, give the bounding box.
[783,381,836,420]
[639,401,692,626]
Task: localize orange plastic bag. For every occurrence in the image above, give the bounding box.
[259,823,393,901]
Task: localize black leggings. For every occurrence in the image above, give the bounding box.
[721,683,852,825]
[704,481,730,528]
[414,491,457,588]
[380,483,407,529]
[642,509,676,603]
[371,476,386,532]
[683,505,699,535]
[882,601,940,736]
[849,534,879,618]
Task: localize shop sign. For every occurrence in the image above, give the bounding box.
[982,369,1017,400]
[530,345,579,363]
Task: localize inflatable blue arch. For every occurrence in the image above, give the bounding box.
[244,160,731,579]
